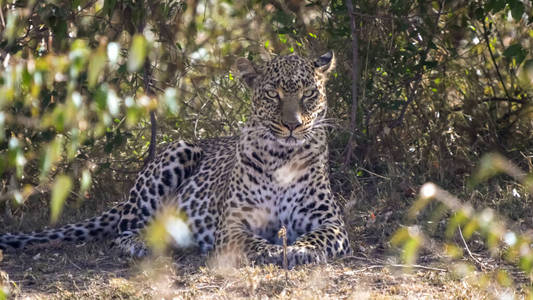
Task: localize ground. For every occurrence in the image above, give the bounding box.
[0,245,507,299]
[1,234,528,299]
[0,168,530,299]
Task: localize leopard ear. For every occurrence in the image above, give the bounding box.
[313,51,335,74]
[235,57,259,87]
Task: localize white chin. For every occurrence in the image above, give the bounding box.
[276,136,305,147]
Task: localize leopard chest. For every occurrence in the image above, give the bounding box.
[233,154,320,244]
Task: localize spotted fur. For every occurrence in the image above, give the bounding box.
[0,52,351,267]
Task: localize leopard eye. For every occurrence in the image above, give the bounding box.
[303,89,317,99]
[265,90,279,99]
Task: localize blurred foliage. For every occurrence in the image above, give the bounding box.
[0,0,532,292]
[395,153,533,294]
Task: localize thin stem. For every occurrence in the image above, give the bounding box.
[481,19,511,100]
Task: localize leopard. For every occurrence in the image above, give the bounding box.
[0,51,351,267]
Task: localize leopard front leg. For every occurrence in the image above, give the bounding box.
[112,141,202,257]
[277,191,352,267]
[243,221,350,268]
[286,222,350,266]
[213,223,283,266]
[214,211,350,268]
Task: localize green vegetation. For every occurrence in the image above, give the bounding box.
[0,0,532,298]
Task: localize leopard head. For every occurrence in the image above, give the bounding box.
[235,52,335,146]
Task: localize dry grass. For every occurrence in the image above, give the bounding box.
[1,161,532,299]
[0,240,528,299]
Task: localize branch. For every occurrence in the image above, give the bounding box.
[142,56,158,167]
[449,96,529,112]
[137,1,157,168]
[343,0,360,166]
[389,1,444,129]
[480,97,527,104]
[457,225,486,271]
[389,74,422,129]
[481,20,511,100]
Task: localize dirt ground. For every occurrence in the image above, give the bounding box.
[0,241,527,299]
[0,177,531,299]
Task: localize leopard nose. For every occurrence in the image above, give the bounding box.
[282,120,302,131]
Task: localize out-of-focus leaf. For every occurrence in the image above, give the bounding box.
[80,169,92,196]
[164,88,179,114]
[509,0,524,20]
[4,11,19,45]
[146,208,191,254]
[69,40,90,78]
[67,128,80,159]
[106,88,120,116]
[444,243,463,258]
[102,0,118,17]
[462,219,479,238]
[518,59,533,88]
[503,43,526,65]
[50,175,72,224]
[128,35,148,72]
[41,135,64,180]
[88,44,107,88]
[402,235,420,265]
[469,153,507,186]
[107,42,120,64]
[485,0,506,13]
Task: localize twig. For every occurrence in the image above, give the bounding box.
[351,10,457,21]
[343,0,360,166]
[341,255,384,263]
[0,5,5,28]
[480,97,527,104]
[457,225,485,270]
[68,258,83,271]
[389,74,422,129]
[481,19,511,100]
[357,167,391,180]
[389,263,447,272]
[278,226,288,283]
[350,263,447,273]
[147,109,157,162]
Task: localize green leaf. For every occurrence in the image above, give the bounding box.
[50,175,72,224]
[474,7,485,21]
[278,34,288,44]
[102,0,117,17]
[509,0,524,20]
[128,35,148,72]
[518,59,533,87]
[51,19,67,40]
[485,0,506,13]
[503,43,526,65]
